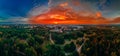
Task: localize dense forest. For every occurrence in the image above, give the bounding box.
[0,25,120,56]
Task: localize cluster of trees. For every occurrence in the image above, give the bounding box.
[0,28,44,56]
[0,26,120,56]
[81,27,120,56]
[0,27,81,56]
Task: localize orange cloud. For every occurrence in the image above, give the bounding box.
[72,0,80,6]
[96,11,102,18]
[112,17,120,23]
[59,2,68,7]
[29,2,120,24]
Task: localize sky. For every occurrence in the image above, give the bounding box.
[0,0,120,24]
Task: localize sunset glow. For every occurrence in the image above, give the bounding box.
[29,12,116,24]
[96,12,102,18]
[50,14,67,20]
[28,0,120,24]
[29,9,112,24]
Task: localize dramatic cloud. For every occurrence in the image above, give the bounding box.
[0,0,48,24]
[0,17,29,24]
[28,0,120,24]
[0,0,119,24]
[112,17,120,23]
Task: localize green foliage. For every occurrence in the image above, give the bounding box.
[25,47,37,56]
[34,35,44,45]
[45,45,65,56]
[64,42,76,53]
[0,26,120,56]
[52,33,65,44]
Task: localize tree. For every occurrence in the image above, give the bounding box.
[45,45,64,56]
[26,37,36,46]
[34,35,44,45]
[25,47,37,56]
[64,42,76,53]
